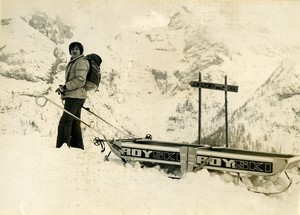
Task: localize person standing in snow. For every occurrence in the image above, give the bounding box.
[55,42,89,150]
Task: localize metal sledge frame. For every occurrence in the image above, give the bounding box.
[246,171,293,195]
[96,137,300,194]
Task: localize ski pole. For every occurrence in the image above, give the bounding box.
[35,95,106,139]
[82,106,133,137]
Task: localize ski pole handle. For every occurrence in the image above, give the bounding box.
[35,95,48,107]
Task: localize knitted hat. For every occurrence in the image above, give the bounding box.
[69,42,84,55]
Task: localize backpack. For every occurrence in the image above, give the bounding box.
[85,53,102,91]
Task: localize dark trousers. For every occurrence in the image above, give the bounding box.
[56,98,85,150]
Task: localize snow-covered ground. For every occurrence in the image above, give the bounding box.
[1,0,300,214]
[0,134,299,215]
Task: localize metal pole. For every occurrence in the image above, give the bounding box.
[225,76,228,147]
[198,72,202,145]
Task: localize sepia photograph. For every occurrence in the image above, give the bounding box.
[0,0,300,214]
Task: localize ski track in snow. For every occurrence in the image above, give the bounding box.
[0,134,299,215]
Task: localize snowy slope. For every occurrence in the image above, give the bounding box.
[1,0,300,214]
[0,135,299,215]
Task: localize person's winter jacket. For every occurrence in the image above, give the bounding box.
[61,55,89,99]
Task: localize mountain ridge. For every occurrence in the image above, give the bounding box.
[1,4,300,153]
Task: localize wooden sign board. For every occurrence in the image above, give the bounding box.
[189,81,238,93]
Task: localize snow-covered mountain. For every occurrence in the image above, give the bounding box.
[1,1,300,215]
[1,1,300,153]
[205,54,300,154]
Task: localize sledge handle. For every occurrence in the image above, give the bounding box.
[35,94,107,139]
[35,95,48,107]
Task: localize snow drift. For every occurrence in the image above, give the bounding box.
[0,0,300,214]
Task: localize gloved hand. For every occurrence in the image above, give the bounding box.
[55,85,67,95]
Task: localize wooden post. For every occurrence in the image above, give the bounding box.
[198,72,202,145]
[189,76,238,147]
[225,76,228,147]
